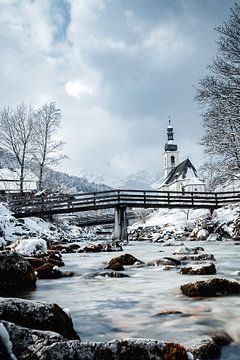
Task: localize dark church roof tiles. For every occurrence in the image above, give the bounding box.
[164,158,197,185]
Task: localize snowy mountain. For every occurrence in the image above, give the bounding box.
[113,169,163,190]
[0,147,110,193]
[44,168,110,193]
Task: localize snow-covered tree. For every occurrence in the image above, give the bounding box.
[196,3,240,180]
[0,104,34,193]
[32,102,66,190]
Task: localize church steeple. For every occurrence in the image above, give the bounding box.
[163,117,179,178]
[165,116,178,151]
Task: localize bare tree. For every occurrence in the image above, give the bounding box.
[195,3,240,182]
[0,104,34,193]
[32,102,66,190]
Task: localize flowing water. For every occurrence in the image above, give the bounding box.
[19,240,240,359]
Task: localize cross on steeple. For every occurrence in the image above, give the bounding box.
[168,116,171,126]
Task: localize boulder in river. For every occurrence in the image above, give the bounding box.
[49,243,81,253]
[0,297,80,340]
[181,278,240,297]
[0,251,36,292]
[96,271,129,278]
[105,261,124,271]
[179,253,216,262]
[147,258,180,267]
[35,263,64,279]
[180,262,216,275]
[106,253,143,269]
[185,332,232,360]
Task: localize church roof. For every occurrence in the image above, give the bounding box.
[164,158,198,185]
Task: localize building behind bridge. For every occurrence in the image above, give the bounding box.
[158,121,205,192]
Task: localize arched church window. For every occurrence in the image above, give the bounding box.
[171,155,175,166]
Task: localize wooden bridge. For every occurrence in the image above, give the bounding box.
[9,189,240,241]
[62,211,137,227]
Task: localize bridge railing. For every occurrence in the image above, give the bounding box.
[8,189,240,217]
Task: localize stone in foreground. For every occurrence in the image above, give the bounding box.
[181,278,240,297]
[0,297,79,340]
[3,322,190,360]
[0,251,36,292]
[185,332,232,360]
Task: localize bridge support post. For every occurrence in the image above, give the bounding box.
[114,206,128,242]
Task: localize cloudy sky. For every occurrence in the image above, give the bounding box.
[0,0,235,185]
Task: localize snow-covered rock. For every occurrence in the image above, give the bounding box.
[14,238,47,256]
[196,229,209,240]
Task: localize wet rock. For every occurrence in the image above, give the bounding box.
[82,243,103,252]
[181,278,240,297]
[35,263,63,279]
[48,243,81,253]
[185,332,232,360]
[0,298,79,340]
[173,246,204,255]
[79,241,123,253]
[107,254,143,269]
[180,262,216,275]
[163,257,181,266]
[147,258,180,267]
[105,261,124,271]
[154,310,184,317]
[25,254,64,268]
[96,271,129,278]
[3,320,64,360]
[179,254,216,262]
[4,326,190,360]
[105,241,123,252]
[0,251,36,292]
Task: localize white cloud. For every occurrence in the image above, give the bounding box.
[65,81,94,97]
[142,25,192,66]
[0,0,229,185]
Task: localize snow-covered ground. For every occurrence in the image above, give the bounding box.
[0,202,100,254]
[129,203,240,242]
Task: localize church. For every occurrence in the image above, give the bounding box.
[159,120,205,192]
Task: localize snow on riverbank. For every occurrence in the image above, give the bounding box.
[0,202,100,250]
[129,203,240,242]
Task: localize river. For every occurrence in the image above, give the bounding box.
[19,240,240,359]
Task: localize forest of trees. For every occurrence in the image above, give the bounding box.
[196,3,240,189]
